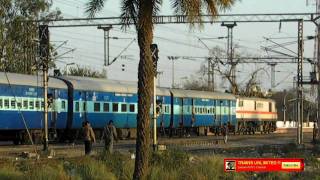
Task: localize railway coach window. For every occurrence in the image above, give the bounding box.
[165,105,170,114]
[29,101,34,110]
[23,100,28,109]
[112,103,119,112]
[103,103,109,112]
[75,102,79,112]
[83,102,86,111]
[121,104,127,112]
[239,100,243,107]
[61,101,66,110]
[94,103,101,112]
[17,101,22,109]
[257,102,263,108]
[35,101,40,109]
[0,99,2,109]
[129,104,135,112]
[4,99,9,109]
[269,102,272,112]
[11,100,16,109]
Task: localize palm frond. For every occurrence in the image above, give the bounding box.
[120,0,139,29]
[171,0,235,26]
[215,0,235,11]
[152,0,162,16]
[203,0,218,16]
[85,0,106,18]
[171,0,185,14]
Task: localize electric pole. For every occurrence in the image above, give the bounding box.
[207,57,215,91]
[98,25,112,66]
[222,22,237,94]
[39,25,50,151]
[268,63,277,91]
[168,56,179,88]
[314,0,320,142]
[151,44,159,151]
[297,20,304,145]
[157,71,163,86]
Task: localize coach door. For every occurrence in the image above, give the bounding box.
[228,100,231,124]
[191,98,195,126]
[78,91,88,124]
[178,98,184,127]
[49,89,58,136]
[121,95,129,128]
[218,100,223,126]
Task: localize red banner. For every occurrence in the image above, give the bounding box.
[224,158,304,172]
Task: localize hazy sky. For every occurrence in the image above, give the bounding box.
[50,0,317,93]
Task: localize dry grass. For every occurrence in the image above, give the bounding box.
[0,148,319,180]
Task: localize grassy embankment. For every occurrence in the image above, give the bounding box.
[0,144,319,180]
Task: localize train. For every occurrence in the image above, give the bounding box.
[0,72,277,144]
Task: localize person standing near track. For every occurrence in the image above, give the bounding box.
[222,123,229,144]
[83,121,96,155]
[103,120,117,153]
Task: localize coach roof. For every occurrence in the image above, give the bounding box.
[62,76,137,93]
[171,89,236,100]
[0,72,67,89]
[62,76,173,96]
[237,96,276,102]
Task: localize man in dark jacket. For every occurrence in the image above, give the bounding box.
[222,123,229,144]
[103,120,117,153]
[83,121,96,155]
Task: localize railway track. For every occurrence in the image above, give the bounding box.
[0,132,313,159]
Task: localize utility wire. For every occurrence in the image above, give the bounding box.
[3,70,36,151]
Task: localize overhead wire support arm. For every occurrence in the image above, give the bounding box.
[39,13,320,28]
[109,38,136,66]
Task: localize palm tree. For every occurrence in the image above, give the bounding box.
[85,0,235,179]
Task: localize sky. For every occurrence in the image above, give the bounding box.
[50,0,317,94]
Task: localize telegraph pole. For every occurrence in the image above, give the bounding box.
[168,56,179,88]
[39,25,50,151]
[317,22,320,141]
[268,63,277,91]
[297,20,304,145]
[222,22,237,93]
[207,57,215,91]
[98,26,112,66]
[157,71,163,86]
[315,0,320,142]
[151,44,159,151]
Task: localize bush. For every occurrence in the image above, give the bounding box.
[73,157,116,180]
[151,149,189,170]
[99,151,134,180]
[0,163,23,180]
[26,163,70,180]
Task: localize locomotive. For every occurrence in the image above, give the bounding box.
[0,72,277,144]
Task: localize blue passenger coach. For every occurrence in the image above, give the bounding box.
[61,76,139,137]
[0,72,68,144]
[170,89,237,135]
[0,72,242,143]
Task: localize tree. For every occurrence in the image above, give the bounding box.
[0,0,61,74]
[208,45,269,95]
[64,65,107,78]
[271,89,317,124]
[210,45,241,94]
[85,0,235,179]
[240,68,266,97]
